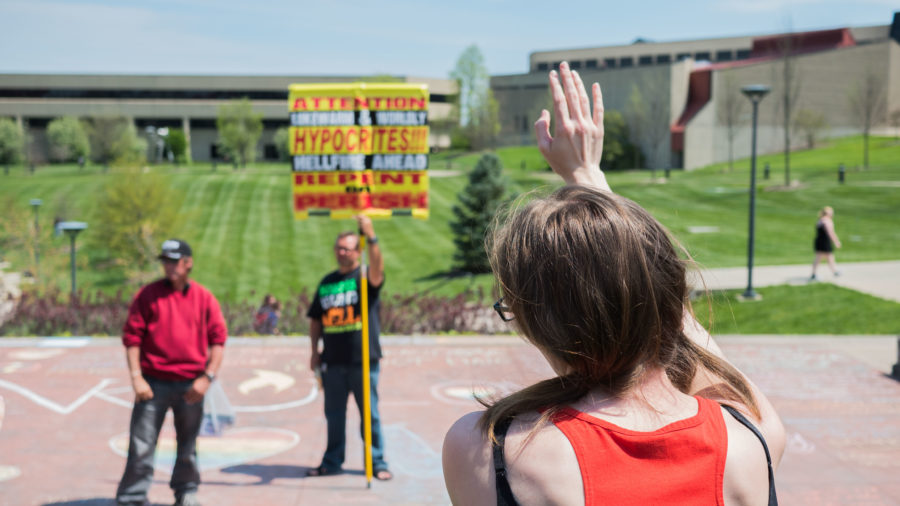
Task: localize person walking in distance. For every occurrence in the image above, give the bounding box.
[306,215,392,480]
[116,239,227,506]
[811,206,842,280]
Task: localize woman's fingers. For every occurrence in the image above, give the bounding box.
[548,70,570,137]
[559,62,583,123]
[572,70,592,120]
[592,83,605,130]
[534,109,552,156]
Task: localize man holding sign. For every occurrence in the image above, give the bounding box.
[306,215,392,481]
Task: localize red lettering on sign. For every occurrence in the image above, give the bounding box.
[293,129,306,153]
[320,128,332,149]
[378,172,403,185]
[359,128,371,151]
[332,128,344,151]
[400,129,409,151]
[387,128,398,152]
[346,128,358,152]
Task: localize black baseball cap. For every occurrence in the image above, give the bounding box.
[158,239,192,260]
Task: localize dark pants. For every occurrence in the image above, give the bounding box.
[116,377,203,505]
[320,362,388,471]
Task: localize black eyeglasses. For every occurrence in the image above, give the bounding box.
[493,297,514,322]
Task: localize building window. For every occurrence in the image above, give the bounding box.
[553,61,562,70]
[620,57,634,67]
[604,58,617,68]
[677,52,691,61]
[537,62,549,71]
[586,59,598,69]
[736,49,752,60]
[638,55,653,66]
[694,51,711,61]
[656,54,671,64]
[570,60,582,69]
[716,50,733,61]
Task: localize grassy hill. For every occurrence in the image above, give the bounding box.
[1,135,898,304]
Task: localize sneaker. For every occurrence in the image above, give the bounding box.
[834,271,842,277]
[174,492,200,506]
[809,274,817,281]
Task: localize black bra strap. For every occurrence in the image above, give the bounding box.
[492,418,518,506]
[722,405,778,506]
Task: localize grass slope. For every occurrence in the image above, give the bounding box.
[0,136,897,304]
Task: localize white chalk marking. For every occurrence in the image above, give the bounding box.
[0,378,116,414]
[231,383,318,412]
[238,369,295,395]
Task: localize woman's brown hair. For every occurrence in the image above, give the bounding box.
[479,186,758,441]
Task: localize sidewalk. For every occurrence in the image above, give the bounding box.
[689,260,900,303]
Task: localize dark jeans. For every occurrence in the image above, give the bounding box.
[320,362,388,471]
[116,376,204,505]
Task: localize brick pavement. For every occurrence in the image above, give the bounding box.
[0,335,898,505]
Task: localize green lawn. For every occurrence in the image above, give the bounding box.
[693,283,900,334]
[1,136,898,305]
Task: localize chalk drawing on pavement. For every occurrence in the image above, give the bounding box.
[109,426,301,472]
[430,380,520,406]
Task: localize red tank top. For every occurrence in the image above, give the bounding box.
[551,396,726,505]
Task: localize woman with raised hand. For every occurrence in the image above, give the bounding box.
[442,62,785,506]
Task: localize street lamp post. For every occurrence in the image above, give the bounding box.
[30,198,42,275]
[740,84,771,301]
[58,221,88,297]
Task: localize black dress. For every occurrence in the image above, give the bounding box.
[814,221,832,253]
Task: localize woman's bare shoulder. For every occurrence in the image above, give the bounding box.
[722,406,770,506]
[442,412,495,506]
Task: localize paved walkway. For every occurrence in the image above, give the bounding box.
[0,336,898,505]
[690,260,900,303]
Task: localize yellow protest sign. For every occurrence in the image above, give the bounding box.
[288,83,430,219]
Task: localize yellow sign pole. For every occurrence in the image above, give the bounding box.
[359,233,373,488]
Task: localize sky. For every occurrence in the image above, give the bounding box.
[0,0,897,78]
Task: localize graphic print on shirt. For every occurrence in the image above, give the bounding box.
[318,278,362,333]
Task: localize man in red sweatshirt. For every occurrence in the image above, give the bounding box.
[115,239,227,506]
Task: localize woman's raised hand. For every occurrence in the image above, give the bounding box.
[534,61,610,191]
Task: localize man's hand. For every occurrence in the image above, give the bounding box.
[356,214,375,240]
[132,375,154,401]
[534,61,610,191]
[310,351,322,372]
[184,375,210,404]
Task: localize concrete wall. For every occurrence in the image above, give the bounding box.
[492,65,674,168]
[685,40,898,169]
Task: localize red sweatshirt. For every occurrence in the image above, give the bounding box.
[122,279,227,381]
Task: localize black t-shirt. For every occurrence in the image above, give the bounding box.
[307,267,383,365]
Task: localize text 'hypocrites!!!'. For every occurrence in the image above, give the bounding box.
[290,95,427,112]
[291,126,429,155]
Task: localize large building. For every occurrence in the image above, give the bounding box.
[492,12,900,169]
[0,74,456,163]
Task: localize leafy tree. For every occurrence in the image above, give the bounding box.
[625,86,646,169]
[450,153,506,273]
[46,116,90,163]
[273,127,291,161]
[450,45,500,150]
[0,118,25,174]
[90,170,183,282]
[793,109,828,149]
[85,116,146,167]
[217,97,263,168]
[716,75,747,171]
[847,69,886,170]
[164,128,188,165]
[601,110,643,170]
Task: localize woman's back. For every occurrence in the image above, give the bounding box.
[444,370,772,505]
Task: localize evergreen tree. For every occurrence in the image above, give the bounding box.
[450,153,506,273]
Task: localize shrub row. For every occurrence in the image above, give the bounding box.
[0,286,508,337]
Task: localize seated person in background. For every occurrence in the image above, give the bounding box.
[254,294,276,334]
[442,62,785,506]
